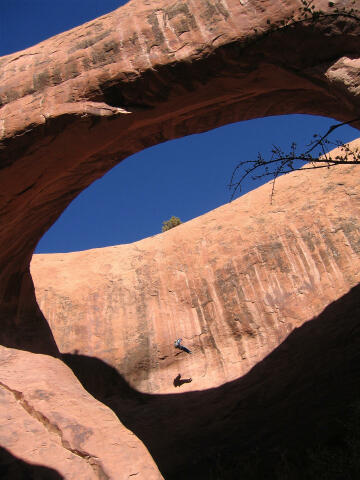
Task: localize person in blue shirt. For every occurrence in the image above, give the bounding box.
[174,338,192,354]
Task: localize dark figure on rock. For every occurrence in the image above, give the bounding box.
[173,374,192,387]
[174,338,192,354]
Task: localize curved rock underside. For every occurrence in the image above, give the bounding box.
[1,0,360,478]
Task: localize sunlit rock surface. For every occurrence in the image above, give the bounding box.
[1,0,360,477]
[31,143,360,475]
[0,346,163,479]
[32,144,360,395]
[1,0,359,286]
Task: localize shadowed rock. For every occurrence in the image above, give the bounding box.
[0,446,63,480]
[31,147,360,477]
[32,150,360,396]
[60,281,360,478]
[1,0,360,478]
[1,2,360,333]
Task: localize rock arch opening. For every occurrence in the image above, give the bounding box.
[1,1,360,478]
[1,0,360,271]
[34,113,359,253]
[0,0,359,376]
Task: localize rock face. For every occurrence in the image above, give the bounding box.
[0,347,163,480]
[0,2,360,333]
[32,157,360,396]
[30,143,360,475]
[1,0,360,478]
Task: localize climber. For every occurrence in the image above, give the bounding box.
[174,338,192,354]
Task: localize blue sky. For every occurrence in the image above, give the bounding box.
[1,1,359,253]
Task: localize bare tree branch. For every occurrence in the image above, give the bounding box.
[228,1,360,202]
[229,119,360,202]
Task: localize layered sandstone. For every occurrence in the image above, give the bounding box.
[1,1,360,314]
[32,146,360,395]
[1,0,360,478]
[1,150,360,478]
[30,143,360,475]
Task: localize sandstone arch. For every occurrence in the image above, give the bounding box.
[1,1,360,477]
[0,0,359,351]
[1,0,360,294]
[1,0,360,351]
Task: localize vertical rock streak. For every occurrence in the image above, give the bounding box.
[2,0,359,477]
[32,159,360,394]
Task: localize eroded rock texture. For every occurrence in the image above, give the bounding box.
[1,0,360,304]
[32,156,360,395]
[1,0,360,478]
[31,144,360,475]
[0,347,163,480]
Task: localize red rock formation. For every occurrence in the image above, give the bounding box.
[0,347,163,479]
[30,142,360,475]
[1,0,360,295]
[32,155,360,394]
[1,0,360,478]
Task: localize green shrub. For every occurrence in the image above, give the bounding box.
[162,216,182,232]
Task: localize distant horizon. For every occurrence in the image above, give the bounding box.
[2,1,359,254]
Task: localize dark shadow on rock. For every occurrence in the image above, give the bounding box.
[62,283,360,479]
[1,269,59,357]
[62,349,144,404]
[0,446,63,479]
[173,374,192,387]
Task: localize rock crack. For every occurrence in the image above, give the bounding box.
[0,381,110,480]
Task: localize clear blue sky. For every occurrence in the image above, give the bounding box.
[1,1,359,253]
